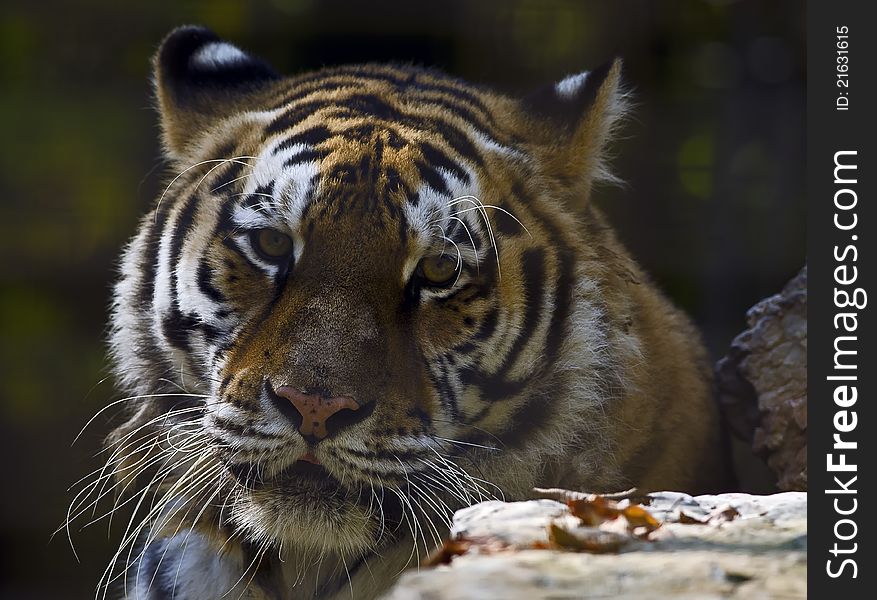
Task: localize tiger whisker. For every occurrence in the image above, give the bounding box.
[445,215,480,270]
[154,156,258,222]
[445,195,501,277]
[430,435,499,452]
[62,418,206,539]
[209,169,257,194]
[104,451,221,597]
[73,393,208,446]
[446,200,532,239]
[147,470,227,598]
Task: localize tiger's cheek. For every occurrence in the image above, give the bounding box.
[411,291,489,359]
[214,244,277,319]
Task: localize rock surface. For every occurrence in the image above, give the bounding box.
[716,266,807,491]
[385,492,807,600]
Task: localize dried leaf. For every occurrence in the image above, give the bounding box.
[707,505,741,525]
[678,511,707,525]
[426,489,664,566]
[621,505,661,531]
[548,523,628,554]
[564,493,661,539]
[424,535,512,566]
[567,495,621,526]
[424,537,473,566]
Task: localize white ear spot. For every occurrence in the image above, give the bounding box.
[555,72,589,99]
[190,42,249,70]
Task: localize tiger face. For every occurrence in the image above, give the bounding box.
[93,25,726,598]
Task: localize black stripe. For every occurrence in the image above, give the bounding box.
[446,219,479,247]
[169,195,200,268]
[220,237,261,273]
[210,153,248,192]
[272,124,332,154]
[492,249,546,378]
[432,358,460,421]
[161,310,198,354]
[397,210,409,247]
[266,93,495,182]
[543,248,575,368]
[436,280,494,307]
[268,78,345,110]
[406,405,432,427]
[515,182,576,371]
[338,445,425,462]
[215,195,238,236]
[416,162,449,196]
[409,73,495,120]
[265,97,335,136]
[458,249,546,400]
[383,166,413,201]
[267,92,399,135]
[373,135,385,169]
[420,141,470,184]
[358,152,377,186]
[199,321,223,345]
[139,215,164,310]
[454,306,499,354]
[161,194,201,353]
[345,93,401,119]
[273,64,495,117]
[197,258,225,303]
[493,200,526,236]
[436,124,484,166]
[497,382,561,448]
[239,183,274,211]
[324,162,357,186]
[485,190,580,443]
[212,416,282,440]
[283,148,327,168]
[412,93,498,146]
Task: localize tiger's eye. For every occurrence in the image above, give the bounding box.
[254,229,293,260]
[419,255,459,287]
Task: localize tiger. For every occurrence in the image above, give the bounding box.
[83,25,730,600]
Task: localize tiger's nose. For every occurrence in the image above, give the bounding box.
[272,386,367,442]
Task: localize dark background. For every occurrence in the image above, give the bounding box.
[0,0,804,597]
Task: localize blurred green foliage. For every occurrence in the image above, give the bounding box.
[0,0,804,596]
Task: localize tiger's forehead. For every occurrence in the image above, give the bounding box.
[227,73,522,247]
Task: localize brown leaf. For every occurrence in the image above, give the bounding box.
[424,537,473,566]
[565,494,661,539]
[424,535,513,566]
[706,505,741,525]
[677,511,708,525]
[567,495,622,526]
[621,505,661,532]
[548,523,629,554]
[620,504,661,539]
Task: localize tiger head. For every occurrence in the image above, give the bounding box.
[106,26,631,559]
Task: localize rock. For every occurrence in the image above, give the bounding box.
[716,267,807,491]
[385,492,807,600]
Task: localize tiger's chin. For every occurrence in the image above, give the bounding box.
[226,461,389,557]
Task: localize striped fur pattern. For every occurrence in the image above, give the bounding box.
[73,26,728,600]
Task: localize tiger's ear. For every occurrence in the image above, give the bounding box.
[522,59,629,197]
[153,26,279,159]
